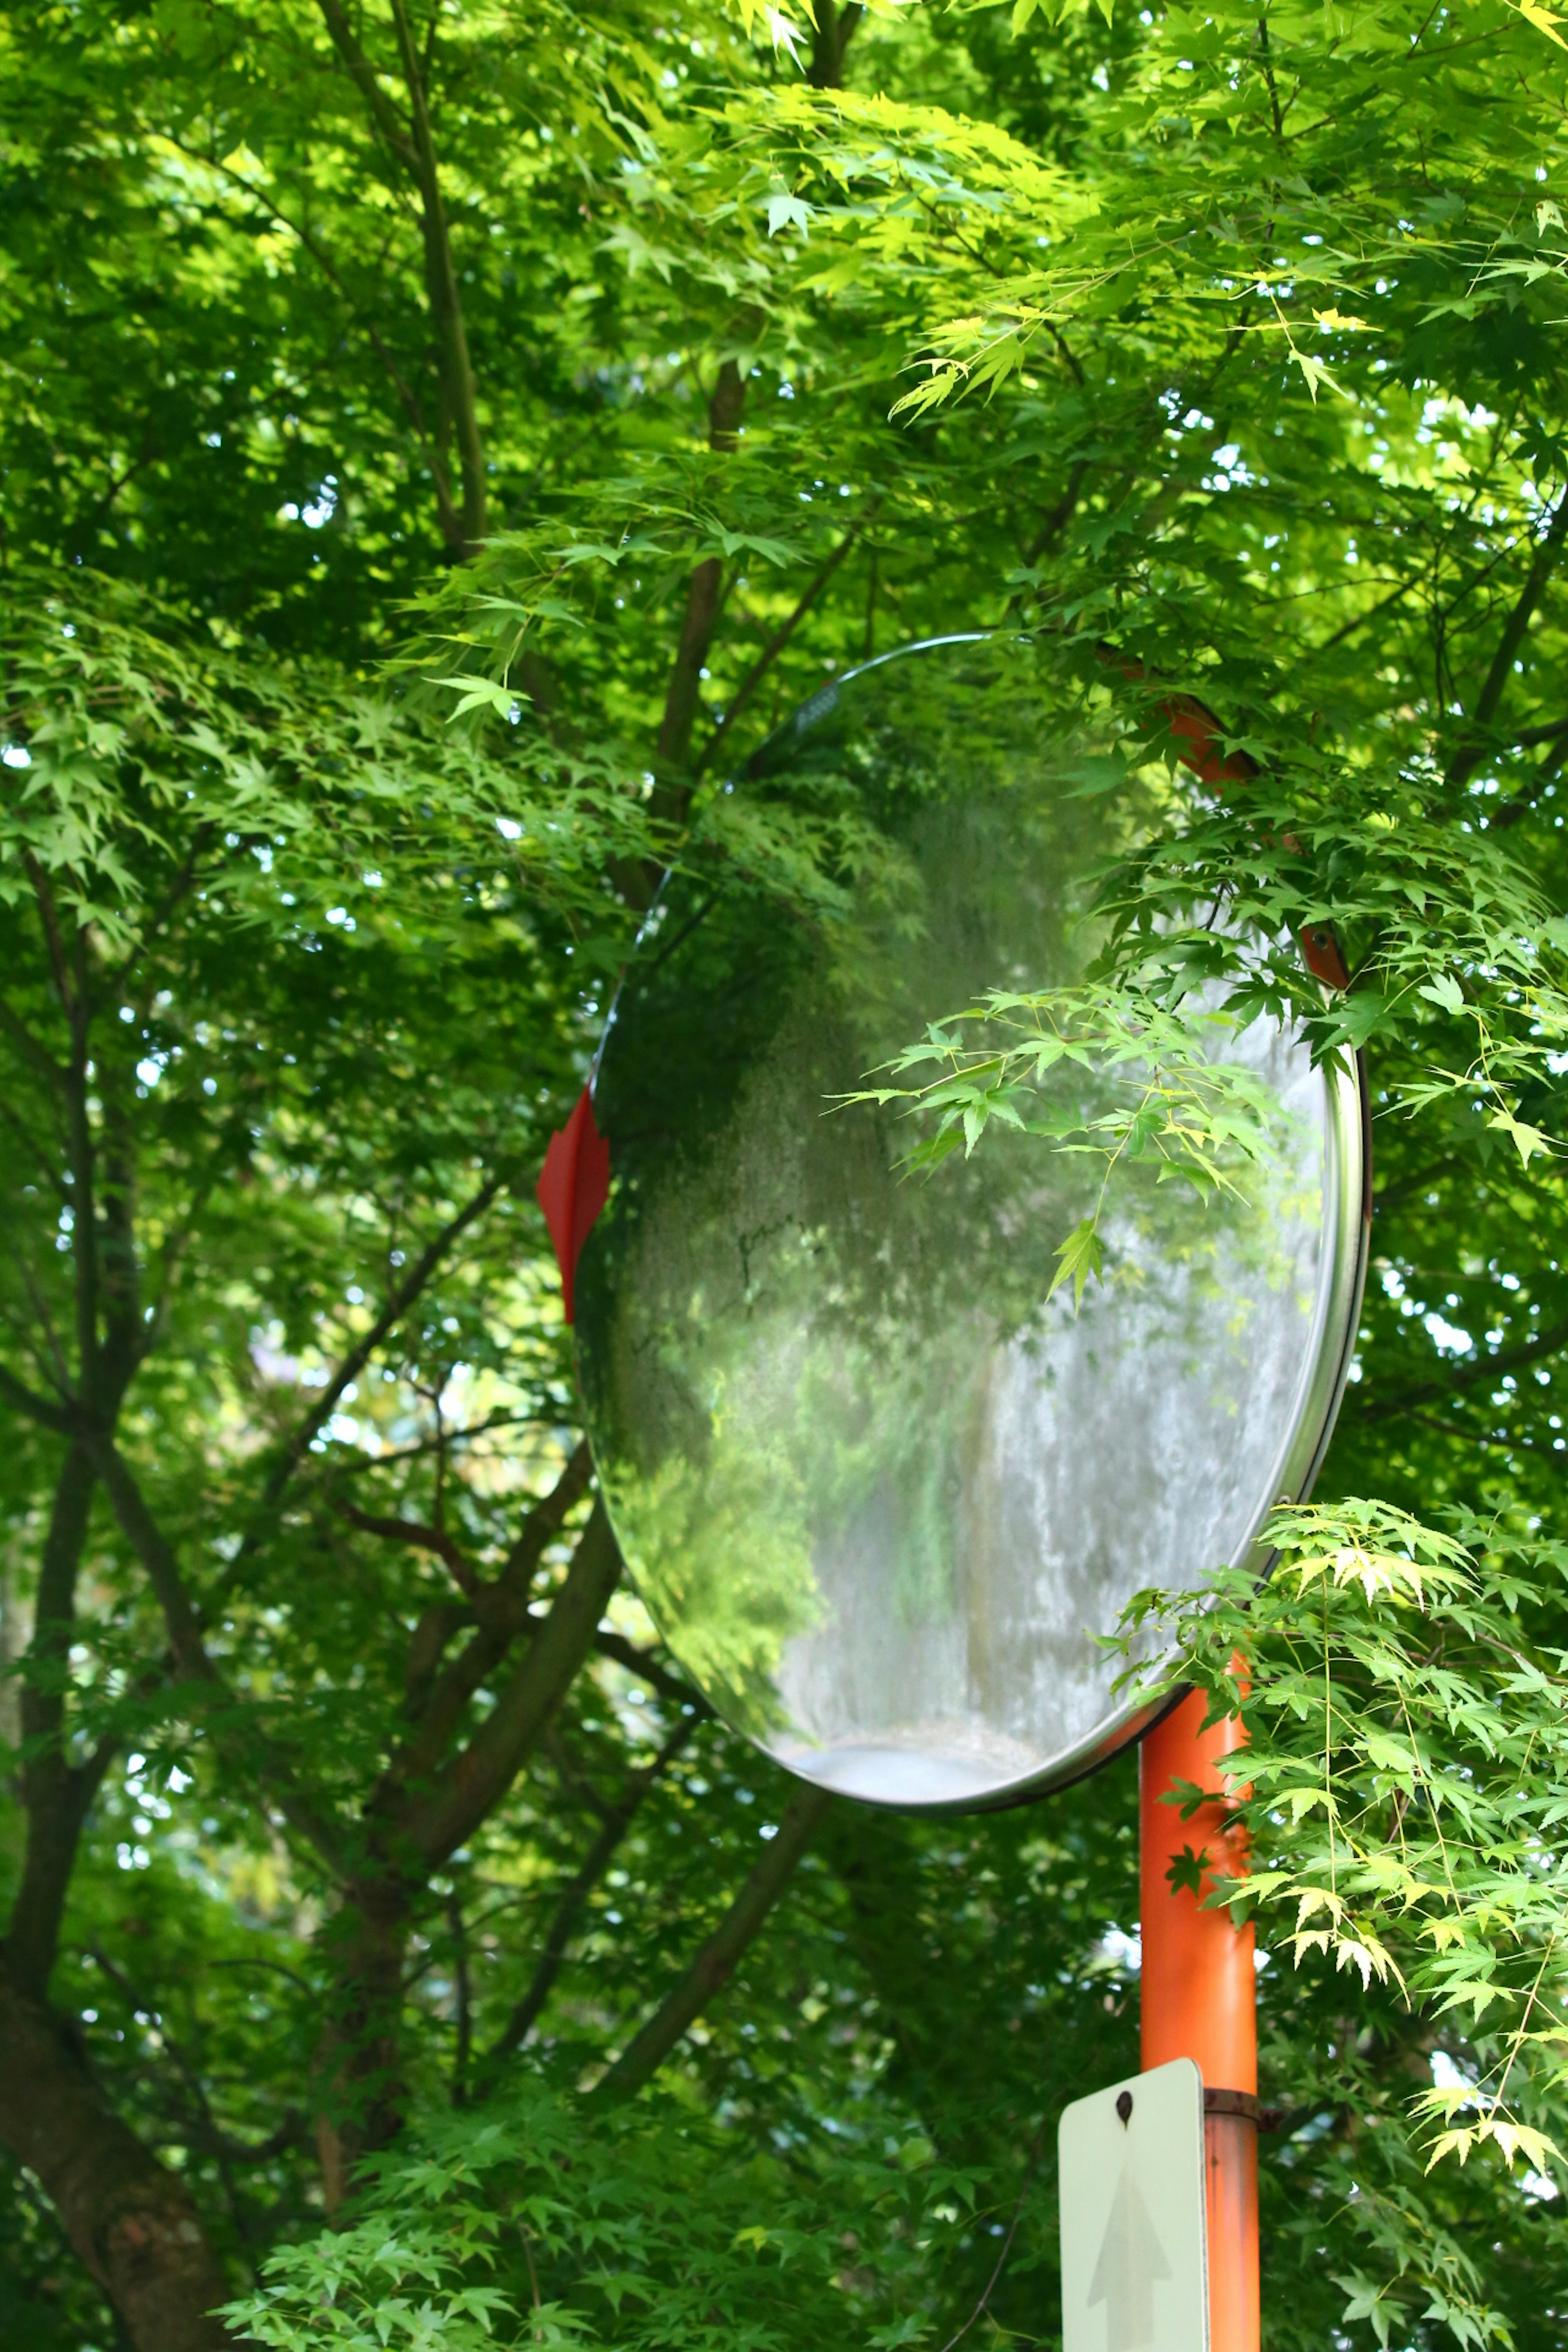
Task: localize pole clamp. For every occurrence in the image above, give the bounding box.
[1203,2087,1283,2131]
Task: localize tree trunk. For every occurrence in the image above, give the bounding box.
[809,1,864,87]
[313,1880,412,2203]
[0,1973,245,2351]
[0,1441,244,2346]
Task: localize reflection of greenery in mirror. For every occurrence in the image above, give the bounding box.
[576,635,1332,1805]
[601,1420,821,1745]
[861,988,1314,1312]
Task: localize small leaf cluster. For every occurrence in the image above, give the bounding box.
[1123,1498,1568,2188]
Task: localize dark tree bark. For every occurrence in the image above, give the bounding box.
[313,0,489,553]
[312,1882,413,2209]
[809,1,864,87]
[315,1494,623,2181]
[0,884,257,2347]
[648,359,748,836]
[9,1443,105,1995]
[0,1976,244,2351]
[0,1459,244,2347]
[0,1433,248,2346]
[1445,489,1568,793]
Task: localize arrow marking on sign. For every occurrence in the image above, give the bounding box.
[1087,2162,1173,2352]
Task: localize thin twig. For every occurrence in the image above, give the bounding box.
[936,2114,1049,2352]
[696,514,877,775]
[477,1711,698,2083]
[447,1887,472,2104]
[332,1499,481,1599]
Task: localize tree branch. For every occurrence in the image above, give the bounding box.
[312,0,419,169]
[232,1169,507,1578]
[489,1436,596,1599]
[1254,15,1287,140]
[86,1435,349,1878]
[85,1940,300,2260]
[35,892,105,1423]
[1446,490,1568,792]
[1023,457,1089,568]
[697,516,871,777]
[87,1442,211,1682]
[332,1500,481,1599]
[1498,713,1568,750]
[26,856,77,1022]
[5,1442,107,1996]
[0,1087,66,1193]
[0,1973,244,2352]
[161,143,461,546]
[311,0,485,549]
[96,1077,142,1398]
[386,1498,621,1868]
[445,1889,472,2103]
[809,2,864,87]
[103,825,214,1000]
[1357,1315,1568,1426]
[326,1408,550,1479]
[1310,570,1423,656]
[476,1710,698,2086]
[934,2117,1048,2352]
[385,0,487,551]
[0,1359,75,1435]
[592,1630,712,1718]
[12,1217,78,1405]
[650,361,747,824]
[0,1000,67,1091]
[377,1438,595,1787]
[588,1782,834,2105]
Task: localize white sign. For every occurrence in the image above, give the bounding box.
[1059,2058,1208,2352]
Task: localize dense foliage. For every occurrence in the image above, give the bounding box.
[4,0,1568,2344]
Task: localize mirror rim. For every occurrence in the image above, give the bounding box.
[584,633,1374,1812]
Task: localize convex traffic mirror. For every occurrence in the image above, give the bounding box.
[575,635,1368,1811]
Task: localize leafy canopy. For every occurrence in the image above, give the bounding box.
[5,0,1568,2345]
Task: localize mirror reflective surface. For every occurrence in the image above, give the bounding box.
[576,637,1368,1810]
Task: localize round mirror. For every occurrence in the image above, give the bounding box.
[576,636,1368,1811]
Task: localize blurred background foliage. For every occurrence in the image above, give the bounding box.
[3,0,1568,2343]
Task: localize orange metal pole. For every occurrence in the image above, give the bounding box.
[1140,1690,1258,2352]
